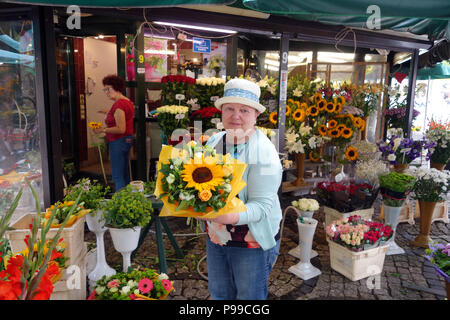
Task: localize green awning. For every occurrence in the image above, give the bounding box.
[5,0,233,7]
[243,0,450,40]
[400,62,450,80]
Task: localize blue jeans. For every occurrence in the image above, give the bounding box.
[206,237,280,300]
[109,135,133,192]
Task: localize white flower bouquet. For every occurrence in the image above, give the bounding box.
[355,159,389,187]
[291,198,320,212]
[407,167,450,202]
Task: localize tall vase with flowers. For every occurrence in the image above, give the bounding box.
[0,179,84,300]
[378,172,415,255]
[425,119,450,170]
[408,167,450,248]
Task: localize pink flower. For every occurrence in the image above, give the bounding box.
[138,278,153,294]
[107,279,120,288]
[129,294,136,300]
[87,291,96,300]
[161,279,172,291]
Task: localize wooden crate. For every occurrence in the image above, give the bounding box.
[5,213,86,266]
[50,242,87,300]
[328,240,389,281]
[324,206,374,226]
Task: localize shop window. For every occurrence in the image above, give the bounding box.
[0,19,43,216]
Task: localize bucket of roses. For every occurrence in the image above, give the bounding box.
[154,141,247,218]
[89,267,174,300]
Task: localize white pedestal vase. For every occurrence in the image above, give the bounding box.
[383,205,405,255]
[86,210,116,289]
[109,226,142,272]
[288,217,322,280]
[288,208,318,259]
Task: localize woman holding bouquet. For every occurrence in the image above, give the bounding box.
[202,78,283,300]
[93,74,134,191]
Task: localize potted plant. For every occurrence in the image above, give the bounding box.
[88,267,173,300]
[377,136,433,173]
[65,178,114,285]
[408,167,450,248]
[378,172,415,255]
[425,119,450,170]
[424,242,450,299]
[102,185,153,272]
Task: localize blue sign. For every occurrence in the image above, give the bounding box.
[192,37,211,53]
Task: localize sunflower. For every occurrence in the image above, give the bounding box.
[328,119,338,128]
[285,104,291,116]
[345,146,358,161]
[318,125,328,136]
[182,157,225,192]
[314,92,322,103]
[306,105,319,117]
[287,98,295,105]
[328,128,341,138]
[337,96,346,106]
[336,124,346,132]
[269,111,278,125]
[334,103,343,114]
[300,102,308,110]
[325,102,335,113]
[293,108,306,122]
[317,99,327,111]
[309,150,320,162]
[353,116,363,129]
[359,119,366,131]
[341,127,353,139]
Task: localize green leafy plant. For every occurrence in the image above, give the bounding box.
[64,178,110,213]
[102,185,153,229]
[379,172,415,207]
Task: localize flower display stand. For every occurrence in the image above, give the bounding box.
[413,200,449,224]
[379,200,416,225]
[288,217,321,280]
[50,242,87,300]
[324,206,374,227]
[285,206,318,259]
[328,240,389,281]
[383,205,405,255]
[109,226,142,272]
[5,213,86,266]
[86,210,116,289]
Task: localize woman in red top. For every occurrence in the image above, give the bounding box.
[94,75,134,191]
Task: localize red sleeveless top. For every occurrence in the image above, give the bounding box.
[105,99,134,142]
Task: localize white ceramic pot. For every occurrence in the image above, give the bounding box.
[384,204,405,255]
[109,226,142,272]
[288,218,322,280]
[86,209,116,287]
[289,207,318,259]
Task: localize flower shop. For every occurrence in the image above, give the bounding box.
[0,0,449,302]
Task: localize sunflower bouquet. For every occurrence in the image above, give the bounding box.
[42,200,90,228]
[154,141,247,218]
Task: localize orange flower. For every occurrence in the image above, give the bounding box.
[325,102,335,113]
[198,189,212,202]
[309,151,320,162]
[314,92,322,103]
[306,105,319,117]
[317,99,327,111]
[341,127,353,139]
[318,125,328,136]
[285,104,291,116]
[345,146,358,161]
[328,119,338,128]
[334,103,343,114]
[328,128,341,138]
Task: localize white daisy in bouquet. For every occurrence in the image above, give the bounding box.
[355,158,389,187]
[407,167,450,202]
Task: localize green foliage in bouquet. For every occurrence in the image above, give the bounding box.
[379,172,415,207]
[64,178,111,212]
[102,185,153,229]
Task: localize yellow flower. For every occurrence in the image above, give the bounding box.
[328,119,338,128]
[353,117,364,129]
[341,127,353,139]
[309,151,320,162]
[317,99,327,111]
[334,103,343,114]
[198,189,212,202]
[318,125,328,136]
[88,121,102,130]
[345,146,358,161]
[337,96,346,106]
[269,111,278,125]
[182,157,225,192]
[292,109,306,122]
[328,128,341,138]
[325,102,335,113]
[285,104,291,116]
[306,105,319,117]
[314,92,322,103]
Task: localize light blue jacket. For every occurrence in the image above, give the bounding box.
[206,129,283,251]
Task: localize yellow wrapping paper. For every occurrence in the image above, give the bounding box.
[46,209,90,228]
[154,145,247,219]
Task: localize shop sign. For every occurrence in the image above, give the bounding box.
[193,37,211,53]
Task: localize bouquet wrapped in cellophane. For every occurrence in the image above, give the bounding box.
[154,141,247,218]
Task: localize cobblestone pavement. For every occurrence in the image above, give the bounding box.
[85,195,449,300]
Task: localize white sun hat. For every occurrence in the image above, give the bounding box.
[214,78,266,113]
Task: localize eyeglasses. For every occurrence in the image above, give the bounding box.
[103,87,112,93]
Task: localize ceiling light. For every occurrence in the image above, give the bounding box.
[144,49,175,55]
[153,21,236,34]
[98,35,104,39]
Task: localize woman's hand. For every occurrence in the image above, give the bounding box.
[93,127,105,135]
[199,212,240,225]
